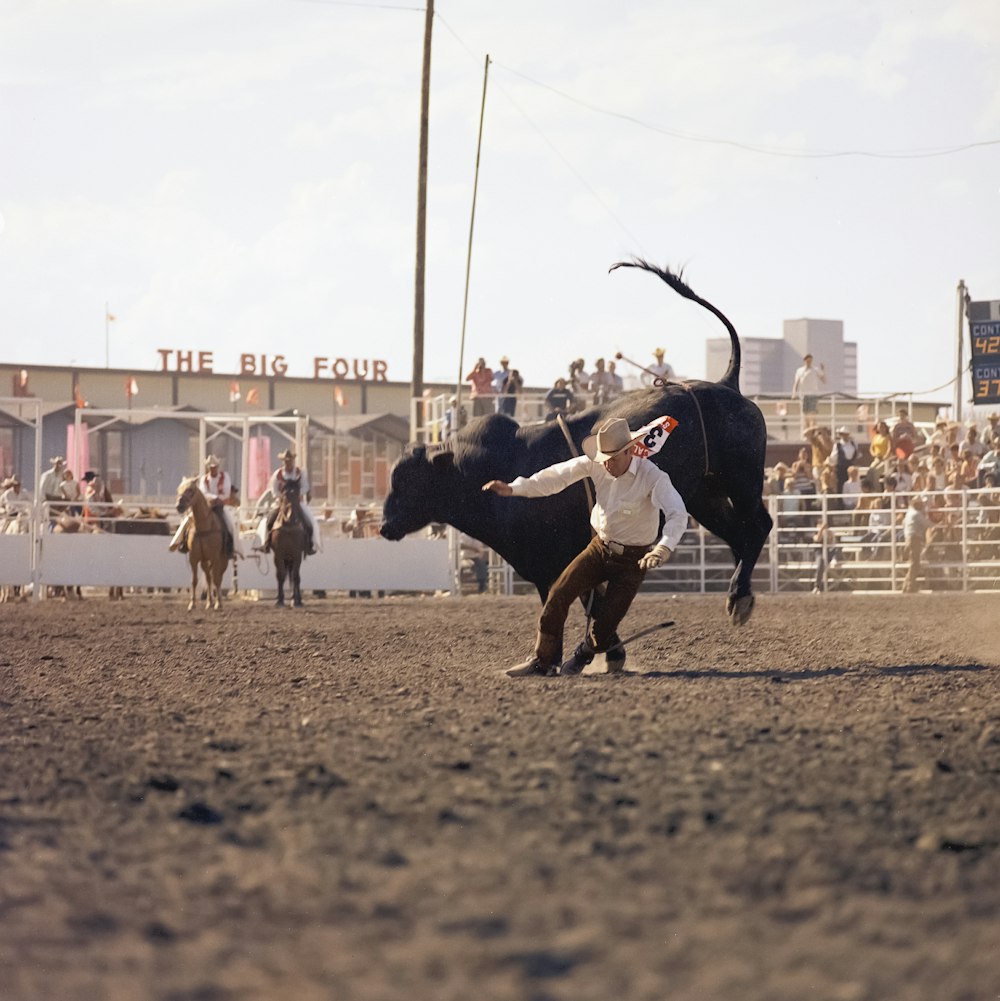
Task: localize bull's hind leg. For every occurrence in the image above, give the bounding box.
[689,490,772,626]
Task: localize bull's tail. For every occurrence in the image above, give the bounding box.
[610,258,741,393]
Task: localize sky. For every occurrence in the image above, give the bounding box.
[2,0,999,403]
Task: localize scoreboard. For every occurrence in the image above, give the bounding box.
[968,299,1000,406]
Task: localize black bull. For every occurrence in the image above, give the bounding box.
[381,261,772,626]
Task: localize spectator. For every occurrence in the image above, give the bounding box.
[868,419,892,470]
[569,358,590,400]
[460,533,489,594]
[959,448,980,489]
[962,424,987,460]
[983,412,1000,449]
[544,378,575,421]
[83,472,117,530]
[842,466,862,511]
[60,468,82,516]
[643,347,675,386]
[764,462,789,498]
[790,354,826,423]
[493,356,516,416]
[804,425,833,479]
[902,496,930,593]
[831,426,858,500]
[0,475,31,523]
[978,439,999,488]
[589,358,614,405]
[444,395,467,439]
[465,358,495,417]
[606,360,624,401]
[862,495,893,559]
[811,519,839,594]
[928,418,950,451]
[498,368,523,420]
[891,406,924,458]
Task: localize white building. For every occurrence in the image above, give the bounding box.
[706,319,858,396]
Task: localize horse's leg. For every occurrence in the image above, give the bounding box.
[214,552,226,610]
[188,551,198,611]
[292,555,303,607]
[275,555,286,606]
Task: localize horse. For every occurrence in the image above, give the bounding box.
[270,477,307,607]
[176,477,230,611]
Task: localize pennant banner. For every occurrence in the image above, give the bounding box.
[630,415,679,459]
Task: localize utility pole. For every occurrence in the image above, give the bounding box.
[411,0,433,440]
[455,54,490,411]
[955,280,967,421]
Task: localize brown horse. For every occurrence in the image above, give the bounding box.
[270,477,307,607]
[176,477,229,611]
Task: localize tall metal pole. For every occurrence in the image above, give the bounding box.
[411,0,434,440]
[955,280,967,421]
[455,54,490,412]
[105,301,110,368]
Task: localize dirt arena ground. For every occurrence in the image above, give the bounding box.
[1,590,998,1001]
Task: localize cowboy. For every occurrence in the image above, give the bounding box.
[482,416,689,677]
[38,455,66,523]
[260,448,318,555]
[169,456,239,556]
[0,476,30,527]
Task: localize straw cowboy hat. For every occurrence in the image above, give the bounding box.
[1,476,20,488]
[583,417,645,462]
[49,455,66,466]
[653,347,666,357]
[277,448,296,461]
[204,455,221,468]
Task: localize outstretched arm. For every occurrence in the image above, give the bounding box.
[482,480,513,496]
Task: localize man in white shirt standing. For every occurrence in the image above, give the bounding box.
[642,347,675,386]
[483,416,688,677]
[791,353,826,425]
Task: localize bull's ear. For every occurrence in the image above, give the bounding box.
[431,450,455,472]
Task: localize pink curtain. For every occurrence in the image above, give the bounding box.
[66,424,90,478]
[249,435,271,498]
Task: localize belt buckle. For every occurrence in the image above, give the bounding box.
[608,540,624,555]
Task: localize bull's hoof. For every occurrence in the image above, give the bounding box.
[727,593,755,626]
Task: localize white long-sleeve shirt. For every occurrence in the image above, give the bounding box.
[509,454,689,552]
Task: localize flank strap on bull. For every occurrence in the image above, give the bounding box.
[555,413,595,513]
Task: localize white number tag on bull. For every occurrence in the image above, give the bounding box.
[630,415,679,459]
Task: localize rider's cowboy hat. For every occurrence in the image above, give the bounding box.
[49,456,65,466]
[653,347,665,357]
[1,476,20,488]
[204,455,221,467]
[278,448,296,460]
[583,417,644,463]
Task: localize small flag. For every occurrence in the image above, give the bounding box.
[245,387,260,406]
[629,415,679,459]
[73,381,86,409]
[333,385,345,408]
[126,377,139,398]
[229,381,241,403]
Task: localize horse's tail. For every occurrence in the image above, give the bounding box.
[609,258,742,393]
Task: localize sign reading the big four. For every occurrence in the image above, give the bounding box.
[968,300,1000,406]
[156,349,388,381]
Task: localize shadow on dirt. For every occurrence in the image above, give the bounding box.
[633,663,991,682]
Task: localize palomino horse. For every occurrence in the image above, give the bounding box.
[270,477,307,607]
[176,477,229,611]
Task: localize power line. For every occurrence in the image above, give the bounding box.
[492,61,1000,161]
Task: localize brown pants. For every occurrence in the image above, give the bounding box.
[536,536,649,665]
[903,536,925,593]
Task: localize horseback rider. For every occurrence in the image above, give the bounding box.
[169,455,240,557]
[260,448,318,555]
[38,455,66,525]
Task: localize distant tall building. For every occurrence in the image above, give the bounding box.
[706,318,857,396]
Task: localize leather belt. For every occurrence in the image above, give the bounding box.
[603,539,651,556]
